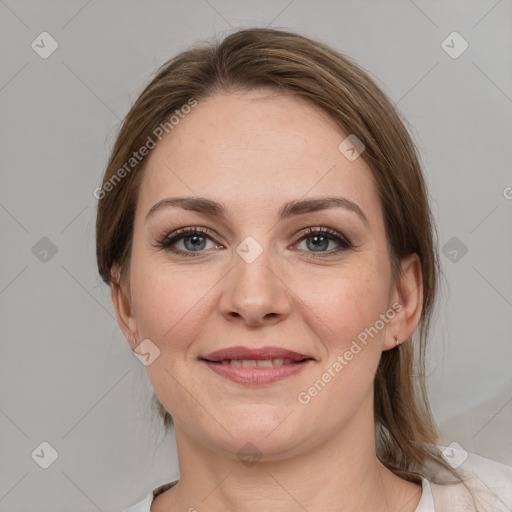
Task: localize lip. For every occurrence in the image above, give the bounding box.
[199,345,314,386]
[201,346,312,362]
[202,359,313,385]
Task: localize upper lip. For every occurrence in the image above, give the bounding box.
[200,346,313,362]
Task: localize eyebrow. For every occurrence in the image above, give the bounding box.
[145,196,369,228]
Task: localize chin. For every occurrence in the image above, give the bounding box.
[206,415,308,458]
[209,433,306,463]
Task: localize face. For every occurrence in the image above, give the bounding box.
[114,89,415,460]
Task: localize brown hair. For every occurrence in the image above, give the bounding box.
[96,27,463,486]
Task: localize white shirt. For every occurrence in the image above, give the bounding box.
[123,446,512,511]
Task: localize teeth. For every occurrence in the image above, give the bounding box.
[219,358,297,367]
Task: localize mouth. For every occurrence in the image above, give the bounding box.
[199,346,314,385]
[205,358,310,367]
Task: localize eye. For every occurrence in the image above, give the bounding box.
[293,227,352,258]
[156,226,353,259]
[156,226,222,258]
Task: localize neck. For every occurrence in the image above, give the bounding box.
[156,400,422,512]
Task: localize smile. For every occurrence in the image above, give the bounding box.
[201,358,313,385]
[217,358,301,367]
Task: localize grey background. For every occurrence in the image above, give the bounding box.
[1,1,511,511]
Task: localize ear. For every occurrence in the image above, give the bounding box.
[382,253,423,351]
[110,267,139,349]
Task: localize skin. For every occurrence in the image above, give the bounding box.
[111,89,424,512]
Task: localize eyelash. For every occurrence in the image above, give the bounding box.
[155,226,353,259]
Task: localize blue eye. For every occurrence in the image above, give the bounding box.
[157,226,220,258]
[156,226,352,259]
[295,227,352,257]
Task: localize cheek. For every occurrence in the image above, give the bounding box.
[297,266,390,392]
[129,263,211,415]
[302,263,390,341]
[129,251,214,349]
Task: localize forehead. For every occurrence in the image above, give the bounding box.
[137,90,381,224]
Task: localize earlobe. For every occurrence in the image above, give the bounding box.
[110,270,138,348]
[383,253,423,351]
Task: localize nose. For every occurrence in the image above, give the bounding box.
[219,246,292,327]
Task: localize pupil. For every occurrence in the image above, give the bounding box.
[308,235,328,251]
[185,235,205,251]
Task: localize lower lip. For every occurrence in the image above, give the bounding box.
[201,360,312,385]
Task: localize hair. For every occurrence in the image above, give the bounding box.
[96,27,468,489]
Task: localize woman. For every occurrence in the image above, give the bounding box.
[95,28,511,512]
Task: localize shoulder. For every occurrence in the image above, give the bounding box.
[122,492,152,512]
[429,447,512,512]
[123,480,179,512]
